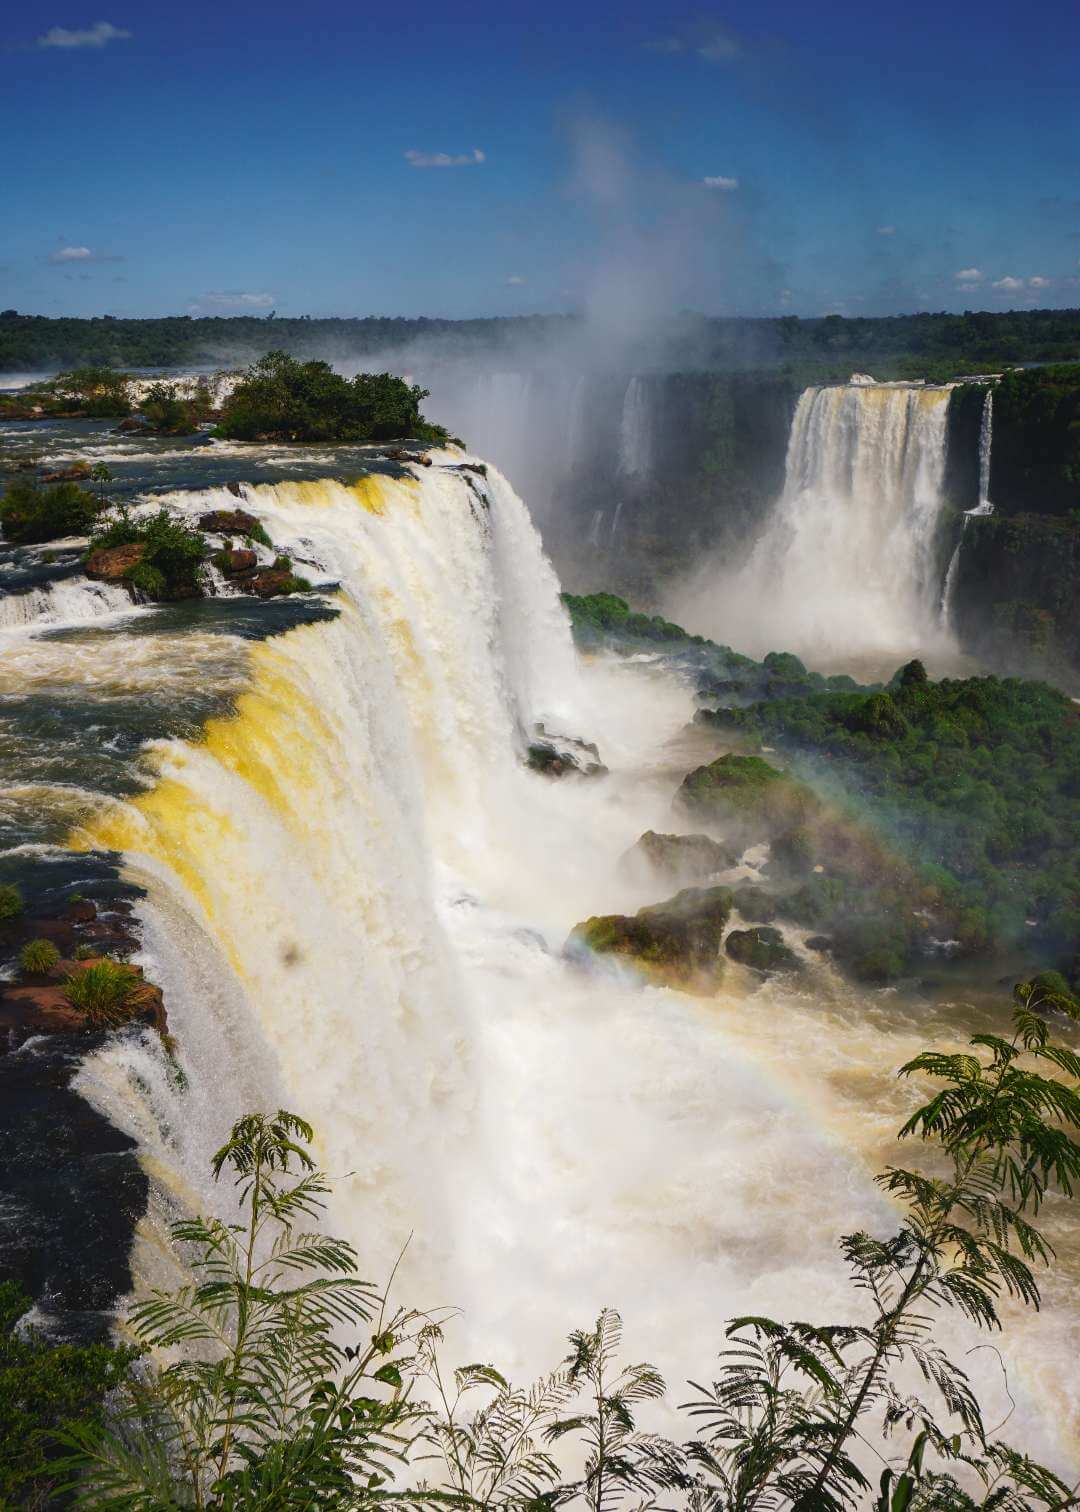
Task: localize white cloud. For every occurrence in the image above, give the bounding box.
[50,245,93,262]
[505,275,527,286]
[703,175,739,191]
[38,20,131,48]
[877,225,896,236]
[189,291,275,312]
[646,23,740,62]
[697,28,741,61]
[779,288,793,305]
[404,148,485,169]
[992,275,1025,291]
[955,267,983,282]
[1029,274,1052,288]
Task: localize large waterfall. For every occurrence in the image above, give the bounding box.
[673,382,957,665]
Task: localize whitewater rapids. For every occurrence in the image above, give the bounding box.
[49,455,1074,1467]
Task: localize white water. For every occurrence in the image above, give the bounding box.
[672,382,958,667]
[941,386,995,628]
[0,576,135,631]
[618,376,651,477]
[59,455,1075,1467]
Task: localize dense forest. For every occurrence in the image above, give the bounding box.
[2,306,1080,378]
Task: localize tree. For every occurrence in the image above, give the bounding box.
[57,1111,428,1509]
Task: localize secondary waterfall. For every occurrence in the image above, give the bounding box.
[618,377,652,477]
[942,386,994,627]
[678,382,956,664]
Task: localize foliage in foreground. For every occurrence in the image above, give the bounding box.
[62,959,146,1027]
[45,981,1080,1511]
[214,351,449,445]
[0,1281,133,1509]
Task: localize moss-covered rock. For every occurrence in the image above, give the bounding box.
[676,754,819,841]
[732,884,778,923]
[567,885,733,994]
[724,926,800,973]
[620,830,736,885]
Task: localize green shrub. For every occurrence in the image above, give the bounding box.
[40,365,132,418]
[0,884,24,919]
[88,508,206,601]
[214,350,449,444]
[138,380,205,435]
[19,938,60,975]
[0,478,103,544]
[62,959,143,1027]
[72,943,97,961]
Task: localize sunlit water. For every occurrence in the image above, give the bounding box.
[0,420,1075,1479]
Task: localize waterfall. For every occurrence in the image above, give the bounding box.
[693,382,955,661]
[0,577,135,631]
[64,454,904,1390]
[941,386,995,627]
[618,377,651,477]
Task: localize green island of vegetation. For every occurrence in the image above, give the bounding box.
[564,592,1080,986]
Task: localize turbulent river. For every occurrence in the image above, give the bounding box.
[0,411,1077,1477]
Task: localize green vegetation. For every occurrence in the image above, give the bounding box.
[88,507,207,600]
[52,1002,1080,1508]
[701,663,1080,973]
[0,1281,132,1509]
[0,883,25,919]
[569,885,733,993]
[3,308,1080,381]
[19,937,60,975]
[137,379,210,435]
[987,364,1080,516]
[0,477,105,544]
[214,351,449,444]
[38,367,133,419]
[62,958,144,1026]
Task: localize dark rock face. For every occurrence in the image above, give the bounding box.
[41,463,92,484]
[725,926,800,973]
[198,508,260,535]
[732,884,778,923]
[247,568,297,599]
[85,542,145,583]
[567,885,732,993]
[621,830,735,885]
[526,724,605,778]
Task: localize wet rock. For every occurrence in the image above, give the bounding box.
[676,753,820,843]
[65,899,97,923]
[245,568,306,599]
[114,417,152,434]
[0,957,167,1049]
[41,462,92,484]
[526,724,606,779]
[85,542,145,582]
[732,884,778,924]
[724,926,800,973]
[198,507,259,535]
[219,548,257,576]
[805,935,833,953]
[621,830,735,886]
[567,885,732,994]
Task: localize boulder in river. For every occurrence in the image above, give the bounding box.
[676,753,820,843]
[198,507,260,535]
[724,926,800,973]
[621,830,736,886]
[526,723,605,778]
[567,885,732,993]
[85,542,146,582]
[218,548,257,576]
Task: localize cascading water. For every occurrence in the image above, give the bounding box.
[0,443,1073,1462]
[618,376,651,477]
[941,386,994,627]
[676,382,957,664]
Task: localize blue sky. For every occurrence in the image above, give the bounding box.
[4,0,1079,320]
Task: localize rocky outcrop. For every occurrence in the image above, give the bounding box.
[725,926,799,973]
[676,754,819,842]
[526,724,605,779]
[567,885,732,993]
[620,830,736,885]
[85,542,145,582]
[41,462,92,484]
[198,507,260,535]
[732,885,778,923]
[218,548,257,576]
[247,568,301,599]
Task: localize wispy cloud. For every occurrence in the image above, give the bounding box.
[992,275,1025,291]
[877,225,896,236]
[645,22,742,62]
[48,244,122,264]
[37,20,131,48]
[955,267,983,281]
[505,274,527,286]
[404,148,485,169]
[188,290,275,312]
[1029,274,1052,288]
[703,175,739,191]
